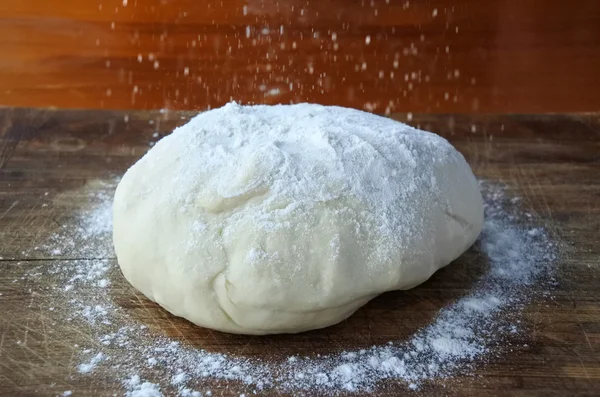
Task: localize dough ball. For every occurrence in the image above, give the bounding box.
[113,103,483,335]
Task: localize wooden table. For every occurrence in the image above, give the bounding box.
[0,108,599,396]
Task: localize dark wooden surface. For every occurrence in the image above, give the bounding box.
[0,107,599,396]
[1,0,600,113]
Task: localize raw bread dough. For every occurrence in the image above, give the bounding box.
[113,103,483,335]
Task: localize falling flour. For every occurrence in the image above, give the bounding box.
[22,179,556,396]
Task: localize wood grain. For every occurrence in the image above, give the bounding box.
[1,0,600,113]
[0,108,599,396]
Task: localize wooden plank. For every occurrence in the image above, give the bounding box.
[0,0,599,112]
[0,108,599,396]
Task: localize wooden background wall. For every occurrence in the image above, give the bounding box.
[1,0,599,113]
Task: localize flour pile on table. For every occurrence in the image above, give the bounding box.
[24,180,556,396]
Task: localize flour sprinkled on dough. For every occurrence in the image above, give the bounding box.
[114,103,483,334]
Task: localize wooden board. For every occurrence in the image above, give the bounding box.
[0,108,599,396]
[1,0,600,113]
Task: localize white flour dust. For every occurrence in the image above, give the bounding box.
[22,180,556,396]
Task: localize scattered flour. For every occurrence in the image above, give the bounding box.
[22,177,556,395]
[78,352,106,374]
[125,375,163,397]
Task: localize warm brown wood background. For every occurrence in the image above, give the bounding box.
[1,0,600,113]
